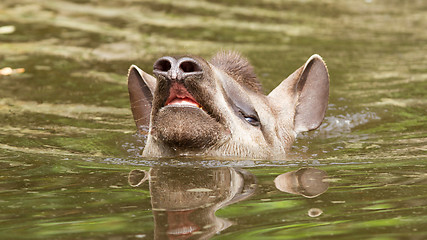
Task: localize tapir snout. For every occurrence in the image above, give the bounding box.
[128,51,329,159]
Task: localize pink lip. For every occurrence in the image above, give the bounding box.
[166,210,200,240]
[165,82,201,108]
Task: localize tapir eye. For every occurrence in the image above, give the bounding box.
[232,101,261,127]
[243,114,260,127]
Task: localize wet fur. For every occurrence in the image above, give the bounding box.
[128,51,329,159]
[152,106,225,150]
[149,57,229,154]
[211,51,263,93]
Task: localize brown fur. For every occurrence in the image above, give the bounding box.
[152,106,225,150]
[128,52,329,159]
[211,51,263,93]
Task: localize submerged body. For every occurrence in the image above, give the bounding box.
[128,51,329,159]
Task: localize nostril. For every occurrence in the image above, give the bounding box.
[179,60,202,73]
[154,59,172,72]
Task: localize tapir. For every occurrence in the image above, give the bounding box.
[127,51,329,159]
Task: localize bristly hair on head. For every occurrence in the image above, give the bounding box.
[211,51,263,93]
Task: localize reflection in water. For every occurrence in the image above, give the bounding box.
[128,167,330,238]
[274,168,329,198]
[274,168,329,218]
[129,167,256,239]
[308,208,324,218]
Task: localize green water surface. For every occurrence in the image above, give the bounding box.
[0,0,426,239]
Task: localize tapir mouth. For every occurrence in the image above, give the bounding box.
[164,82,203,110]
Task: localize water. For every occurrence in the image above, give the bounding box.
[0,0,426,239]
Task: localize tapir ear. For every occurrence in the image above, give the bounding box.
[268,55,329,133]
[127,65,156,132]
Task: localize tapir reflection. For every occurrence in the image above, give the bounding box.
[129,167,256,240]
[274,168,329,198]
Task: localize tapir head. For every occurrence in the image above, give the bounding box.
[128,51,329,159]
